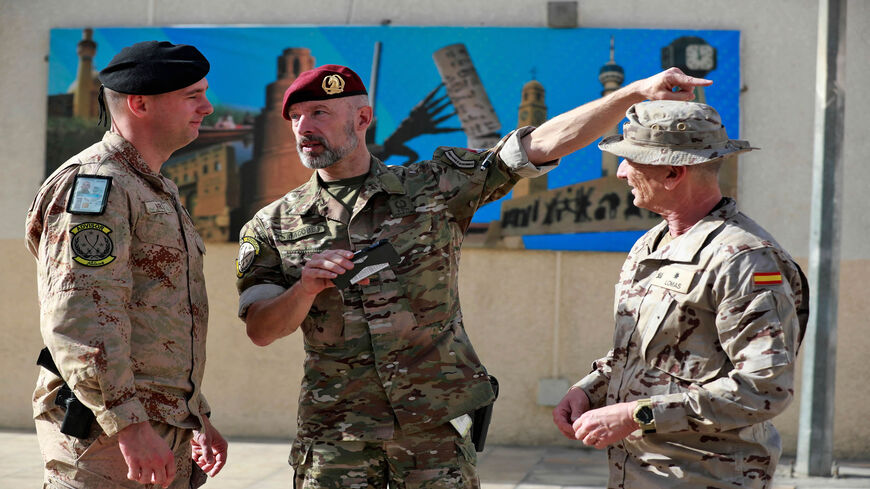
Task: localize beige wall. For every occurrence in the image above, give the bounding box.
[2,0,869,459]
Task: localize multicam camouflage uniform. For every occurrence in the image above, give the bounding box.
[574,198,805,489]
[26,132,210,488]
[236,127,555,486]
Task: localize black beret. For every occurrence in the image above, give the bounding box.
[98,40,210,95]
[282,65,367,120]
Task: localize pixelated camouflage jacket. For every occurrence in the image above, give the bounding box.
[26,132,210,437]
[237,127,554,441]
[575,198,806,489]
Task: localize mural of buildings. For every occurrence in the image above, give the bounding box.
[163,143,240,241]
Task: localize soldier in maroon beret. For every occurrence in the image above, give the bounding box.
[236,64,711,488]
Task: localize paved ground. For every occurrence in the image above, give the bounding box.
[3,429,870,488]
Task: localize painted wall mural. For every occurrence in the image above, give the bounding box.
[46,26,740,250]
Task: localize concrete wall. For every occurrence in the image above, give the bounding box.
[1,0,868,459]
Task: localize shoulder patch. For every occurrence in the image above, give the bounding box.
[66,175,112,215]
[444,149,477,169]
[753,272,783,285]
[70,222,115,267]
[236,236,261,277]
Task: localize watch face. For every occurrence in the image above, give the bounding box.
[686,44,715,71]
[636,406,654,424]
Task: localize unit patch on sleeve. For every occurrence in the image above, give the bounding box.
[236,236,261,277]
[66,175,112,215]
[444,149,477,169]
[70,223,115,267]
[753,272,783,285]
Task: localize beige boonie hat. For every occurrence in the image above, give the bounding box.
[598,100,757,166]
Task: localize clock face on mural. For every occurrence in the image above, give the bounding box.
[686,43,715,71]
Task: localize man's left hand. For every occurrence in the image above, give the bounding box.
[191,417,228,477]
[572,401,638,450]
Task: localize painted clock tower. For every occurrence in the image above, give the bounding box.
[661,36,717,103]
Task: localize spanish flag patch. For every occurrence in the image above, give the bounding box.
[753,272,783,285]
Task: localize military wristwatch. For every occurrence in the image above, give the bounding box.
[633,398,657,434]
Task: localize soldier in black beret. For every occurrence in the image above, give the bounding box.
[29,40,226,489]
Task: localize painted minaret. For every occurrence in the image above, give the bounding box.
[72,28,99,119]
[244,48,316,217]
[511,73,549,198]
[599,37,625,177]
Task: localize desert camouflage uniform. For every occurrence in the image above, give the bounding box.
[575,198,805,489]
[26,132,210,488]
[236,127,555,487]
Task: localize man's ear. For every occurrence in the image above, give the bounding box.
[663,165,688,190]
[127,94,149,119]
[356,105,373,131]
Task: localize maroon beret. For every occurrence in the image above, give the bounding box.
[281,64,368,120]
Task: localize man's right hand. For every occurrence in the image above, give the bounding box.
[117,421,176,488]
[552,387,591,439]
[299,249,363,295]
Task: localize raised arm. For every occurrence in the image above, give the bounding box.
[524,68,712,165]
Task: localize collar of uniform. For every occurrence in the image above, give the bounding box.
[367,157,405,195]
[288,156,406,216]
[102,131,158,177]
[651,197,738,263]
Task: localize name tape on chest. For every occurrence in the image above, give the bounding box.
[145,201,174,214]
[67,175,112,215]
[650,266,694,294]
[286,225,326,241]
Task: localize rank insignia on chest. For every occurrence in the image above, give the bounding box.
[69,222,115,267]
[753,272,783,285]
[650,266,693,293]
[66,175,112,215]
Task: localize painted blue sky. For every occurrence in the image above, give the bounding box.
[49,26,740,251]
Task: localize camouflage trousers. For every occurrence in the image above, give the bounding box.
[291,423,479,489]
[35,408,205,489]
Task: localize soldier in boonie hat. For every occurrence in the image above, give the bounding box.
[598,100,757,166]
[559,97,806,488]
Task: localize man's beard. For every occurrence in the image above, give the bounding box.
[297,122,358,169]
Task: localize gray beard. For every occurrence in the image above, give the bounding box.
[297,125,358,170]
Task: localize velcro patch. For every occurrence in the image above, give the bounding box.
[145,201,174,214]
[753,272,782,285]
[444,149,477,169]
[70,222,115,267]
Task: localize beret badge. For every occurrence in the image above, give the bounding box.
[322,74,346,95]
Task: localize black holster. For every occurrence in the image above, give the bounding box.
[37,347,96,439]
[471,375,499,452]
